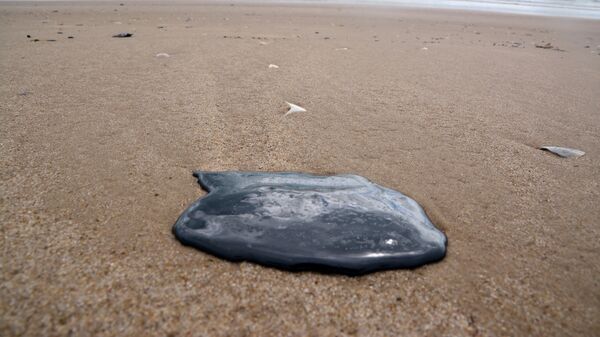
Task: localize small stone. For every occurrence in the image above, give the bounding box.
[535,42,553,49]
[112,32,133,38]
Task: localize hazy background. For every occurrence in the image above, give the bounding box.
[2,0,599,18]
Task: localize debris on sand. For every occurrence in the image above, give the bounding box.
[285,102,306,115]
[67,36,74,39]
[172,171,447,275]
[112,32,133,38]
[156,53,170,58]
[268,64,279,69]
[335,47,348,51]
[535,42,565,52]
[535,42,553,49]
[540,146,585,158]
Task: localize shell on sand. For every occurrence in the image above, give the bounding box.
[540,146,585,158]
[285,102,306,115]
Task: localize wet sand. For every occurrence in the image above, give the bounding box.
[1,2,600,336]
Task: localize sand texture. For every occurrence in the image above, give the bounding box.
[1,2,599,336]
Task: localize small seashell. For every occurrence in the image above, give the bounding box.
[540,146,585,158]
[285,102,306,116]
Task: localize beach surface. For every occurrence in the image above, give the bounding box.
[1,2,599,336]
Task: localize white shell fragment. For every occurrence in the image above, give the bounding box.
[156,53,170,58]
[285,102,306,116]
[540,146,585,158]
[268,64,279,69]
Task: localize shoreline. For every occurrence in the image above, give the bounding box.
[0,0,599,20]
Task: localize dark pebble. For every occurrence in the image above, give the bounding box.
[112,32,133,38]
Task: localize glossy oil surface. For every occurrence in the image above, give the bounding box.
[173,171,447,275]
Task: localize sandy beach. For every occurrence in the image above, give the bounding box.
[1,1,599,336]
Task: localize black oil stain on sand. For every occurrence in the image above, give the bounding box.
[173,171,447,275]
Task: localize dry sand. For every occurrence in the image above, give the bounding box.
[1,2,600,336]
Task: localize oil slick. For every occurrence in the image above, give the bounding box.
[172,171,447,275]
